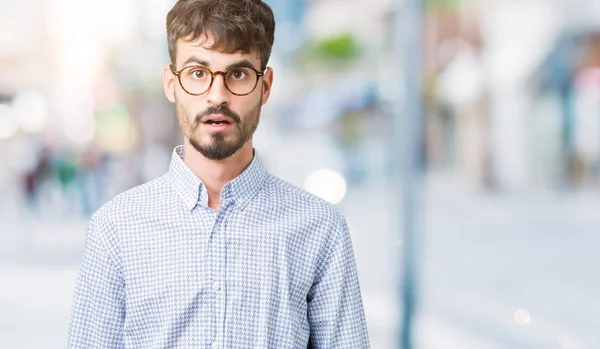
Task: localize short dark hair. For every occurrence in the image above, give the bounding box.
[166,0,275,71]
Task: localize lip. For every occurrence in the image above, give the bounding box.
[201,121,235,132]
[202,114,235,124]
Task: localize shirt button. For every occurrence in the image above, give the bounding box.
[212,342,219,349]
[212,281,221,291]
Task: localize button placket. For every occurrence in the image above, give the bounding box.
[211,207,228,348]
[208,212,220,348]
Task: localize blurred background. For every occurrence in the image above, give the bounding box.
[1,0,599,348]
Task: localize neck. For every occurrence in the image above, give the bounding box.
[182,138,254,210]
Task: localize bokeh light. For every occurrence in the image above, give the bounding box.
[514,309,532,325]
[63,118,96,145]
[0,104,18,140]
[95,106,138,152]
[12,90,48,133]
[304,169,347,205]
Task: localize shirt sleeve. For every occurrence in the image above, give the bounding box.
[69,215,126,349]
[307,215,370,348]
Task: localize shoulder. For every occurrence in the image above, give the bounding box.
[89,175,172,232]
[262,173,347,230]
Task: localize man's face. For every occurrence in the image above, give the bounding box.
[163,35,273,161]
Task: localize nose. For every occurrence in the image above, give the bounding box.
[206,72,229,108]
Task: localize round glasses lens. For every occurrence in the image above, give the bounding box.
[225,67,258,95]
[181,66,212,94]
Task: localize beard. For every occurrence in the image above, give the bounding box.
[176,101,261,161]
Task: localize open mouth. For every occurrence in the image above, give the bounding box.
[205,120,232,125]
[202,114,235,126]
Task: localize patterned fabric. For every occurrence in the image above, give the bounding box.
[69,146,370,349]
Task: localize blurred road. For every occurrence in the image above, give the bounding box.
[345,175,600,349]
[1,175,599,348]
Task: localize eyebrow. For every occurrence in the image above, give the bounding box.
[181,57,259,71]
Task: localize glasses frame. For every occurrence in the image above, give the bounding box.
[170,64,265,96]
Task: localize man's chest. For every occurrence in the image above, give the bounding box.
[120,214,318,307]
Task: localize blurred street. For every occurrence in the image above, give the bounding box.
[3,0,600,347]
[2,174,598,349]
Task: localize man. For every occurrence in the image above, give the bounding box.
[69,0,370,348]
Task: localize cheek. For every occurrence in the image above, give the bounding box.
[238,96,262,117]
[175,103,196,136]
[175,96,203,124]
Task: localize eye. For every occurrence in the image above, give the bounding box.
[190,68,208,79]
[229,68,248,80]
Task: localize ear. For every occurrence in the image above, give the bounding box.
[260,66,273,105]
[163,64,176,103]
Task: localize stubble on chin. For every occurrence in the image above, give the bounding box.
[174,99,262,160]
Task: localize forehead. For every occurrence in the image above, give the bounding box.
[176,35,261,69]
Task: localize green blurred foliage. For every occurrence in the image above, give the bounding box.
[292,32,363,71]
[423,0,472,10]
[313,33,362,61]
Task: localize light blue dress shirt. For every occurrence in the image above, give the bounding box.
[69,146,370,348]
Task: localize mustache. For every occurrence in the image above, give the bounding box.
[196,106,241,124]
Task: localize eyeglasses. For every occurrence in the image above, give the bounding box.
[170,65,264,96]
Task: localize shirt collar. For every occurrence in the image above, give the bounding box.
[168,145,268,211]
